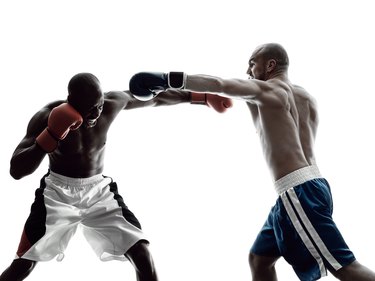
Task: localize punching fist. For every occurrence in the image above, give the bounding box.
[191,92,233,113]
[129,72,186,101]
[36,103,83,152]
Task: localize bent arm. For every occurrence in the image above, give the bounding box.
[10,109,50,179]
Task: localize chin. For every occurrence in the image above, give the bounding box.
[85,120,97,128]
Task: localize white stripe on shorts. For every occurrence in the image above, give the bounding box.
[280,191,327,277]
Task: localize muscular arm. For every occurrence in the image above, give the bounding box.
[10,106,52,179]
[185,74,283,106]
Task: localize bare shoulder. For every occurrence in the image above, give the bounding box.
[17,100,65,147]
[104,90,130,108]
[255,79,291,106]
[292,85,315,101]
[28,100,64,131]
[105,90,130,101]
[292,84,318,109]
[101,90,136,120]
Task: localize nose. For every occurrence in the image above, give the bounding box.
[90,108,101,119]
[247,69,253,79]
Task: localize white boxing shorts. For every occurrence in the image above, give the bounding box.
[16,171,147,262]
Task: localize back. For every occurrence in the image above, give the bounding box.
[292,85,319,166]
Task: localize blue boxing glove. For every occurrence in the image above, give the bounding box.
[129,72,186,101]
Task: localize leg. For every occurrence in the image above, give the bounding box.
[329,260,375,281]
[0,259,37,281]
[125,240,158,281]
[249,252,279,281]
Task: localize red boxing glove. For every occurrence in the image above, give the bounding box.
[191,92,233,113]
[36,103,83,152]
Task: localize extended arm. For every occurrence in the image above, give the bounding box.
[128,71,281,105]
[128,73,233,112]
[185,74,264,100]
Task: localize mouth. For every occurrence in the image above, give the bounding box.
[86,119,98,127]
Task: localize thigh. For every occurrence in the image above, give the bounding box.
[18,174,80,261]
[107,180,142,229]
[17,175,49,258]
[81,181,147,261]
[279,180,355,279]
[250,205,281,258]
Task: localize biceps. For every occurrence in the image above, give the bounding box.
[222,80,264,101]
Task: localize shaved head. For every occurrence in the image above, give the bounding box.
[251,43,289,71]
[67,73,102,114]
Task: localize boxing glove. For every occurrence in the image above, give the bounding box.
[191,92,233,113]
[129,72,186,101]
[36,103,83,152]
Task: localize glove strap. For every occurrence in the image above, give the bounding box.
[190,92,207,105]
[168,72,186,89]
[35,128,58,153]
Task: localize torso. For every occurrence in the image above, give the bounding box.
[49,117,108,177]
[247,79,318,181]
[49,91,127,178]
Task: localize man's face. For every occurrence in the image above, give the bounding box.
[247,54,267,81]
[71,84,104,128]
[82,94,104,128]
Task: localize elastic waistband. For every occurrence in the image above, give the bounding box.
[274,165,322,195]
[48,170,104,186]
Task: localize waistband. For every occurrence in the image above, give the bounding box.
[274,165,322,195]
[48,170,105,186]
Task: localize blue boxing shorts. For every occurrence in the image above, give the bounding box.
[250,165,355,281]
[15,171,147,262]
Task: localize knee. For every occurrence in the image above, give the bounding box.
[249,252,277,272]
[330,260,375,280]
[126,241,155,273]
[249,252,261,271]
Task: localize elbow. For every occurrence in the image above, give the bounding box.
[9,161,27,180]
[10,168,24,180]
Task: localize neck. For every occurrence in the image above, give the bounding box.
[267,70,288,81]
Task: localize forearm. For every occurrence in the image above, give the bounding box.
[10,144,47,179]
[123,89,191,110]
[152,89,191,106]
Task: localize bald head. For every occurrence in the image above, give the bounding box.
[68,73,100,97]
[252,43,289,71]
[67,73,103,114]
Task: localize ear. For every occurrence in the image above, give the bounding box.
[266,59,277,73]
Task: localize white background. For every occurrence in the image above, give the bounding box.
[1,0,374,280]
